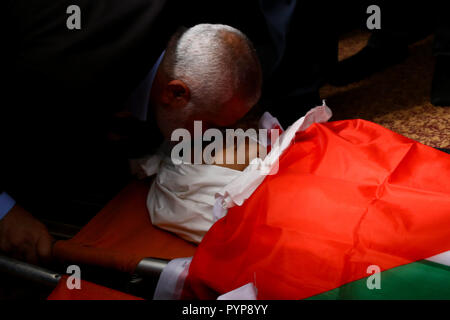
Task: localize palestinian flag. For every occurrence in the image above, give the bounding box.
[181,118,450,299]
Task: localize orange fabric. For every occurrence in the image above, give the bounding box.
[182,120,450,299]
[47,275,143,300]
[53,179,197,273]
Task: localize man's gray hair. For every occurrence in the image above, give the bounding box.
[161,24,262,116]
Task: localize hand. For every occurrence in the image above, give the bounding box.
[0,205,54,264]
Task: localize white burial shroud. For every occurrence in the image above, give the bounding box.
[142,103,333,244]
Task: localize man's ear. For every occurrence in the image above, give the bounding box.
[161,80,190,108]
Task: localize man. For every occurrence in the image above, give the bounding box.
[148,24,262,140]
[0,23,262,264]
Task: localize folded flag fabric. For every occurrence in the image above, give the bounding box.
[181,119,450,299]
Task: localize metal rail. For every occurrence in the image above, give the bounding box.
[0,254,168,285]
[134,257,169,278]
[0,254,61,287]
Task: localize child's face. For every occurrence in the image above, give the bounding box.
[213,137,266,171]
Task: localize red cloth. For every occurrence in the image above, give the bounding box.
[47,275,143,300]
[182,119,450,299]
[52,180,197,273]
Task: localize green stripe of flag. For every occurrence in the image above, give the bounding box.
[307,260,450,300]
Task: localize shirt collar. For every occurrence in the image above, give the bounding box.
[126,50,165,121]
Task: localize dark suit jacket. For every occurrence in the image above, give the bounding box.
[2,0,183,222]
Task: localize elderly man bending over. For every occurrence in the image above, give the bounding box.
[135,25,266,243]
[134,23,263,142]
[0,24,262,263]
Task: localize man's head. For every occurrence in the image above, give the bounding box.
[150,24,262,140]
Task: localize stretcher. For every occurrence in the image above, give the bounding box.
[1,112,449,300]
[0,108,287,300]
[0,179,197,300]
[0,106,307,300]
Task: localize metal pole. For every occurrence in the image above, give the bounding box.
[0,254,61,287]
[134,257,169,279]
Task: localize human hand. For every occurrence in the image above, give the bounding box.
[0,205,54,264]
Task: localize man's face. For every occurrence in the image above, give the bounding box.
[161,99,253,146]
[208,95,253,128]
[191,96,253,139]
[151,69,254,140]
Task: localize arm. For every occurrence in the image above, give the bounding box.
[0,192,53,264]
